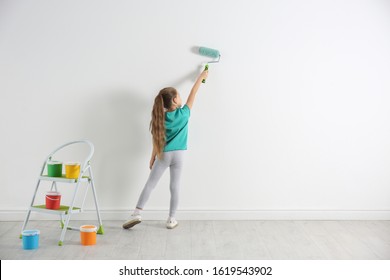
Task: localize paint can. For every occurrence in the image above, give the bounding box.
[65,162,81,179]
[45,191,61,210]
[22,229,40,250]
[80,225,97,246]
[47,161,62,177]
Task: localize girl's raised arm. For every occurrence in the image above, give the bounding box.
[186,70,208,110]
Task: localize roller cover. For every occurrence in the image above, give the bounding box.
[199,47,220,58]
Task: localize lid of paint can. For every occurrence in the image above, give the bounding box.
[46,191,61,196]
[80,225,97,233]
[47,160,62,165]
[65,162,81,166]
[22,229,40,236]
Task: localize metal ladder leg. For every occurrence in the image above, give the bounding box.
[20,178,42,238]
[59,212,72,246]
[58,180,81,246]
[89,167,104,234]
[20,210,32,239]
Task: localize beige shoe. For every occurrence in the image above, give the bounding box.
[122,215,141,229]
[166,217,178,229]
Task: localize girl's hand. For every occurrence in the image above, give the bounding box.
[200,69,209,81]
[150,146,157,169]
[149,156,156,170]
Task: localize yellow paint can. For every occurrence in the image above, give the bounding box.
[65,162,81,179]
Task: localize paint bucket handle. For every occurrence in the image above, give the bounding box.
[45,195,60,201]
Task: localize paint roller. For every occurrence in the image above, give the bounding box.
[198,46,221,83]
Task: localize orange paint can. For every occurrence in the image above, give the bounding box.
[80,225,97,246]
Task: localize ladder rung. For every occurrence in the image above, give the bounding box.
[39,175,90,183]
[31,205,82,215]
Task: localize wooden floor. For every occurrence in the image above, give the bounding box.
[1,220,390,260]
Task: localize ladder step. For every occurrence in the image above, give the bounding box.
[39,175,90,183]
[31,205,81,214]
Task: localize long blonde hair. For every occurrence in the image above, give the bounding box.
[150,87,177,159]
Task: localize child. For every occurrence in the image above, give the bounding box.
[123,69,209,229]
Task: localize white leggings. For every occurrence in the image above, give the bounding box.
[136,150,185,217]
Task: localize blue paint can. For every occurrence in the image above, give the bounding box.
[22,230,40,250]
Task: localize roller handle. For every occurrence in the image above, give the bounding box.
[202,64,209,83]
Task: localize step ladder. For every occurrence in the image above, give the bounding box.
[20,140,104,246]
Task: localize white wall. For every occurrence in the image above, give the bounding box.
[1,0,390,220]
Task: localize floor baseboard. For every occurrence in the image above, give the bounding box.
[1,209,389,221]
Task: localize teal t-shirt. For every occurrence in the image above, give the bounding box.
[164,104,191,152]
